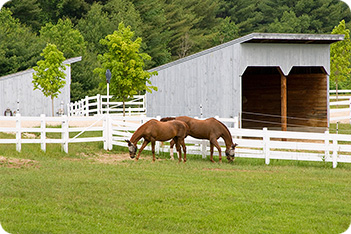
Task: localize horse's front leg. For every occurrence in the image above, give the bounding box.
[136,140,149,161]
[151,141,156,162]
[210,142,215,163]
[210,139,222,163]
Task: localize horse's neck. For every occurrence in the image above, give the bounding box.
[220,124,233,148]
[130,127,143,144]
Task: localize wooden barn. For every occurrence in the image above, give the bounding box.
[146,33,343,132]
[0,57,81,116]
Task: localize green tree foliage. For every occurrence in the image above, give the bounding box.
[2,0,351,102]
[32,43,67,116]
[0,9,43,75]
[330,20,351,91]
[94,22,157,114]
[3,0,42,31]
[213,16,239,45]
[132,0,171,68]
[40,18,86,58]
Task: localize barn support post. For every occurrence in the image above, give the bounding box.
[281,72,287,131]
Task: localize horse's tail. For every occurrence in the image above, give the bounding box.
[160,117,176,122]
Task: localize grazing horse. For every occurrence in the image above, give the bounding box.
[125,119,189,162]
[160,116,238,163]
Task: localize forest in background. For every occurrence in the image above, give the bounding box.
[1,0,351,101]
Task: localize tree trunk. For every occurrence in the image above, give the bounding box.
[123,97,126,117]
[51,96,54,117]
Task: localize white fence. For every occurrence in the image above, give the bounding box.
[1,114,351,168]
[330,90,351,123]
[67,95,145,116]
[0,114,105,153]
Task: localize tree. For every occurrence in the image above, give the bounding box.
[40,18,86,59]
[213,16,239,45]
[330,20,351,98]
[0,8,44,76]
[33,43,67,116]
[94,22,157,115]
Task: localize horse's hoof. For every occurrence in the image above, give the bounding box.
[210,160,215,163]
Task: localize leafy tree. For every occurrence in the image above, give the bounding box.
[94,22,157,115]
[3,0,42,31]
[0,8,44,76]
[330,20,351,96]
[40,18,86,58]
[33,43,67,116]
[213,16,239,45]
[132,0,171,68]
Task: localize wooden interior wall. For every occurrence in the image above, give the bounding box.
[287,73,327,130]
[241,67,328,131]
[242,68,281,129]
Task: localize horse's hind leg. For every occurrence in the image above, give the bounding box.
[169,139,175,160]
[180,139,187,163]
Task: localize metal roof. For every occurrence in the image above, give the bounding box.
[0,56,82,80]
[240,33,344,44]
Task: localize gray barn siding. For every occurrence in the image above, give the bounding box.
[0,57,81,116]
[146,33,342,119]
[240,44,331,75]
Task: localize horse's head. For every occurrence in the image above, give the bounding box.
[225,143,238,162]
[125,140,137,159]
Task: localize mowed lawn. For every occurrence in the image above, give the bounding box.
[0,137,351,233]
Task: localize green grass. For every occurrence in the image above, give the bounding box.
[1,132,351,233]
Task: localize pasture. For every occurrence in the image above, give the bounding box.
[1,131,351,234]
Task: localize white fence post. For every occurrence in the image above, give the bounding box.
[61,115,69,153]
[332,135,338,168]
[349,97,351,124]
[16,113,21,152]
[103,115,112,150]
[85,96,89,116]
[263,127,270,165]
[201,140,207,159]
[40,114,46,152]
[97,94,101,115]
[324,130,329,162]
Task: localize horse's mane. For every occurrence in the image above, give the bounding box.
[160,117,176,122]
[214,118,233,143]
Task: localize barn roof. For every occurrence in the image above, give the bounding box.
[0,56,82,81]
[149,33,344,72]
[240,33,344,44]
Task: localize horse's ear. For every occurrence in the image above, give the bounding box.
[233,143,238,148]
[125,140,132,146]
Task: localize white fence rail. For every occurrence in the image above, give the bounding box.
[1,114,351,168]
[330,90,351,123]
[67,95,145,116]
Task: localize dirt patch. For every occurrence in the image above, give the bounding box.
[65,152,166,164]
[90,153,133,164]
[0,156,39,169]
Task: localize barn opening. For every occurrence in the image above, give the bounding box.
[241,66,328,132]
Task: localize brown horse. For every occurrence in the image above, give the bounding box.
[125,119,189,162]
[160,116,238,163]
